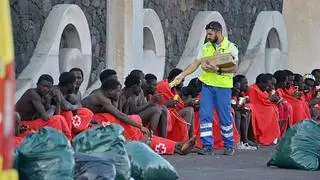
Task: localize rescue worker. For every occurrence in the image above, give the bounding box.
[173,21,239,155]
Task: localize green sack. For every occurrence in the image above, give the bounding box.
[125,141,179,180]
[72,125,131,180]
[17,127,74,180]
[267,120,320,170]
[74,152,116,180]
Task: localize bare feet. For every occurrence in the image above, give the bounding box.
[141,130,153,147]
[181,135,196,153]
[175,135,196,155]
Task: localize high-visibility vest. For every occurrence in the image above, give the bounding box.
[198,36,236,88]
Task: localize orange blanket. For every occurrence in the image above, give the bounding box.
[20,115,72,141]
[247,84,280,145]
[276,89,294,136]
[156,79,189,142]
[194,108,240,149]
[93,113,176,155]
[279,88,311,125]
[61,108,94,138]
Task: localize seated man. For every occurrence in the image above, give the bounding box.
[232,75,257,150]
[303,74,320,119]
[82,78,195,155]
[143,73,169,138]
[311,69,320,93]
[247,74,280,145]
[156,68,195,141]
[143,74,160,100]
[70,68,84,101]
[90,69,118,95]
[272,71,294,136]
[277,70,311,125]
[119,73,167,137]
[16,74,72,140]
[181,78,203,149]
[54,72,93,137]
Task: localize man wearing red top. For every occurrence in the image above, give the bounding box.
[303,74,320,119]
[273,71,294,136]
[277,70,311,125]
[247,74,280,145]
[156,68,194,141]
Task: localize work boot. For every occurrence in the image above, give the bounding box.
[223,148,235,156]
[197,146,214,155]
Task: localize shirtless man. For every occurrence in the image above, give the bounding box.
[54,72,81,111]
[55,72,93,136]
[15,74,71,139]
[120,73,168,137]
[70,68,84,101]
[100,69,118,81]
[82,78,195,155]
[129,70,168,137]
[90,69,118,95]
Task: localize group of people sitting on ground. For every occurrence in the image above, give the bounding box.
[14,67,320,155]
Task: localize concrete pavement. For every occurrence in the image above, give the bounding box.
[165,146,320,180]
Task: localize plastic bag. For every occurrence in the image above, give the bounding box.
[267,120,320,170]
[16,127,74,180]
[74,153,116,180]
[125,141,179,180]
[72,125,131,180]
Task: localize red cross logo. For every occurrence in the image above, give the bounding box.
[72,115,82,128]
[155,143,167,154]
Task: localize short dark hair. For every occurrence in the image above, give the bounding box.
[311,69,320,76]
[274,70,287,83]
[58,72,76,86]
[294,73,303,81]
[187,78,200,87]
[102,78,121,91]
[145,73,157,82]
[168,68,183,81]
[233,75,246,84]
[124,74,141,88]
[265,73,274,81]
[130,69,144,80]
[69,68,84,78]
[283,69,294,77]
[99,69,117,83]
[37,74,54,84]
[205,21,222,32]
[256,74,267,84]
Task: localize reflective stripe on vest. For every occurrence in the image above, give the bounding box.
[198,37,234,88]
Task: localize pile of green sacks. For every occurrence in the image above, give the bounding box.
[267,120,320,171]
[14,125,179,180]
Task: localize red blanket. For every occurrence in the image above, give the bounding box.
[276,89,293,136]
[14,136,24,147]
[93,113,175,155]
[20,115,72,141]
[61,108,94,138]
[278,88,311,125]
[194,108,240,149]
[247,84,280,145]
[213,109,240,149]
[156,79,189,141]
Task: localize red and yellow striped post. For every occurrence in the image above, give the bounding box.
[0,0,18,179]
